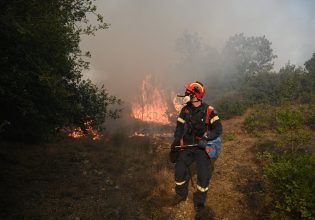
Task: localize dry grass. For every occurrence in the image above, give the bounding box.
[1,115,267,219]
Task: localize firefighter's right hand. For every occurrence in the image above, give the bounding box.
[198,139,207,149]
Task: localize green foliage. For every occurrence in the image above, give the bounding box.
[0,1,120,142]
[242,63,314,106]
[256,151,273,168]
[214,95,247,119]
[305,53,315,80]
[245,104,312,149]
[264,154,315,219]
[241,72,279,105]
[217,35,315,219]
[249,104,315,219]
[71,79,122,131]
[243,104,276,135]
[304,104,315,130]
[222,33,277,84]
[223,132,236,141]
[275,106,312,153]
[244,114,267,136]
[208,35,315,118]
[216,59,315,119]
[277,64,313,103]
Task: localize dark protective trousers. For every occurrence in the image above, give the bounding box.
[175,148,212,206]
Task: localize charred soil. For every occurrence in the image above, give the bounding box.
[0,116,264,219]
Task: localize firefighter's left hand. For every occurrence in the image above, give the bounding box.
[198,139,207,149]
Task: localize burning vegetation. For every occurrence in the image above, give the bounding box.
[131,75,181,125]
[67,75,182,140]
[67,120,102,140]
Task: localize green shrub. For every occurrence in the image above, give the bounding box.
[215,97,247,119]
[223,132,236,141]
[275,106,312,153]
[264,154,315,219]
[243,104,276,135]
[256,151,273,167]
[249,104,315,219]
[304,104,315,130]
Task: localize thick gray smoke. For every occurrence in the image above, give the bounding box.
[80,0,315,100]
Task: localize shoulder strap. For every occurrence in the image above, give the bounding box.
[205,105,214,125]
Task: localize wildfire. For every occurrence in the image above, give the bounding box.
[131,75,172,124]
[68,127,84,139]
[67,120,102,140]
[129,131,146,137]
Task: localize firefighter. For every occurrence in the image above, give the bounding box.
[169,81,223,219]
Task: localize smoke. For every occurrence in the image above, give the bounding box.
[80,0,315,101]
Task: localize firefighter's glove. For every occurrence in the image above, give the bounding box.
[169,139,180,163]
[198,139,208,149]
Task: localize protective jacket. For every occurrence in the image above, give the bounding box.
[174,102,222,146]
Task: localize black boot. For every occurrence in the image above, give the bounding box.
[170,194,187,206]
[195,204,205,220]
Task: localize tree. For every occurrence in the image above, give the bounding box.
[304,53,315,102]
[0,1,120,141]
[305,53,315,77]
[222,33,277,83]
[305,53,315,99]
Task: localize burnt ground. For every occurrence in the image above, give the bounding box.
[0,115,265,220]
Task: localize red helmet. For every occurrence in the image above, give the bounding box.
[184,81,205,100]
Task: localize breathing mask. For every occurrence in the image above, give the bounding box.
[177,90,195,104]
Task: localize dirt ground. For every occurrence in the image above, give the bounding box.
[0,115,265,220]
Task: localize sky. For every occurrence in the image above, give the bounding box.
[80,0,315,100]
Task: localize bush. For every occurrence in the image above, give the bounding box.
[243,104,276,135]
[211,55,315,118]
[275,106,312,153]
[304,104,315,130]
[250,104,315,219]
[215,96,247,119]
[263,154,315,219]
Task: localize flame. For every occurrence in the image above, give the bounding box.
[67,120,102,140]
[68,127,84,139]
[131,75,171,124]
[129,131,146,137]
[84,120,102,140]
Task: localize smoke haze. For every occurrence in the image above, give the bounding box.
[80,0,315,100]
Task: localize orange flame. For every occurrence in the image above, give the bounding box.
[131,75,171,124]
[131,75,182,125]
[129,131,146,137]
[67,120,102,140]
[68,127,84,139]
